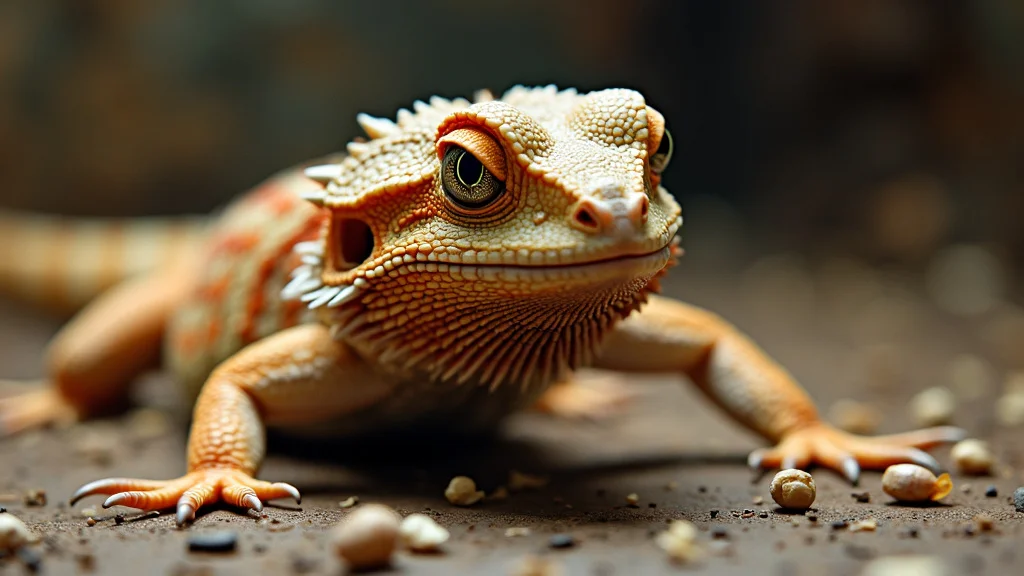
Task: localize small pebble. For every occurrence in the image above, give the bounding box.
[664,481,678,491]
[548,534,575,549]
[752,496,763,505]
[24,490,46,507]
[0,512,34,551]
[908,387,956,427]
[985,485,999,498]
[770,469,816,510]
[399,513,449,552]
[852,491,871,503]
[330,504,401,570]
[710,526,729,539]
[511,555,562,576]
[444,476,485,506]
[849,518,878,532]
[974,514,995,532]
[882,464,953,502]
[504,527,532,537]
[1013,487,1024,513]
[80,507,97,517]
[338,496,358,509]
[625,493,640,507]
[86,518,96,527]
[860,555,946,576]
[831,520,849,531]
[187,531,237,553]
[656,520,703,564]
[487,486,509,501]
[508,470,549,491]
[951,439,994,475]
[995,390,1024,427]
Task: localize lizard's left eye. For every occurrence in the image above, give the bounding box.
[441,146,505,209]
[650,128,673,175]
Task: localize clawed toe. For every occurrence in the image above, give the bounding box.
[748,423,962,485]
[70,469,301,526]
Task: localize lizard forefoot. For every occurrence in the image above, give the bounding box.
[70,468,301,526]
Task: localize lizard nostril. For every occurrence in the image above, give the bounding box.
[572,202,602,232]
[639,196,649,223]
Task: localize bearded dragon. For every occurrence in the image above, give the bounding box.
[0,86,963,526]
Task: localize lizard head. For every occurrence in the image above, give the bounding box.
[285,86,682,389]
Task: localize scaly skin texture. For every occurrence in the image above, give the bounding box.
[0,86,965,526]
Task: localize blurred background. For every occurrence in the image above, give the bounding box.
[0,0,1022,322]
[1,0,1021,259]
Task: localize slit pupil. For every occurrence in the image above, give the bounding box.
[456,151,484,188]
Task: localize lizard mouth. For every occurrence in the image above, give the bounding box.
[426,241,675,285]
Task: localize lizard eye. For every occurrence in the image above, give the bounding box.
[441,146,505,209]
[650,128,673,175]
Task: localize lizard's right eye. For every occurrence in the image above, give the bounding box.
[441,146,505,209]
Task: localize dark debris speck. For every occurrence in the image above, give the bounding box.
[187,531,238,553]
[759,511,769,518]
[549,534,575,549]
[709,510,719,519]
[985,485,998,498]
[851,491,871,503]
[114,514,125,525]
[711,526,729,539]
[830,520,848,531]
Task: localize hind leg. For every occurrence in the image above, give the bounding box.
[0,266,193,435]
[530,369,635,420]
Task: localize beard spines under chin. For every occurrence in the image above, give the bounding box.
[327,278,656,391]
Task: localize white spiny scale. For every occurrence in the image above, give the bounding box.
[355,113,399,139]
[303,164,342,184]
[281,274,322,300]
[473,89,494,103]
[300,254,321,266]
[289,264,313,279]
[293,242,323,256]
[412,100,429,113]
[307,286,342,309]
[346,141,370,159]
[300,285,335,303]
[429,95,450,109]
[326,284,361,308]
[396,108,414,126]
[300,190,326,206]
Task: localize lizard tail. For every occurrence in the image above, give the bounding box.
[0,210,209,315]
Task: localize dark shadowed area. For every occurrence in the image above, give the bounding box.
[1,1,1023,575]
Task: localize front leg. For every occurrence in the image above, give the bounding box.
[70,324,395,525]
[595,295,964,483]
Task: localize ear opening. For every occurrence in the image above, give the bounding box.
[328,214,376,273]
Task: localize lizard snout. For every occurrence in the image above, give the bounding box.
[569,193,649,239]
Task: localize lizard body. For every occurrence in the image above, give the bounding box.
[0,86,963,525]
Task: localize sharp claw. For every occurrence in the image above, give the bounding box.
[747,449,765,470]
[242,494,263,512]
[277,483,301,504]
[70,479,116,505]
[176,503,196,526]
[103,493,128,509]
[842,457,861,486]
[907,449,942,474]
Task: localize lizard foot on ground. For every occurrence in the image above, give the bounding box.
[70,469,301,525]
[530,370,635,420]
[747,424,966,485]
[0,385,77,436]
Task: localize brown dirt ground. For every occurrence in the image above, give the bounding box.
[0,267,1022,575]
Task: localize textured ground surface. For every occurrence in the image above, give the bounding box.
[1,264,1022,575]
